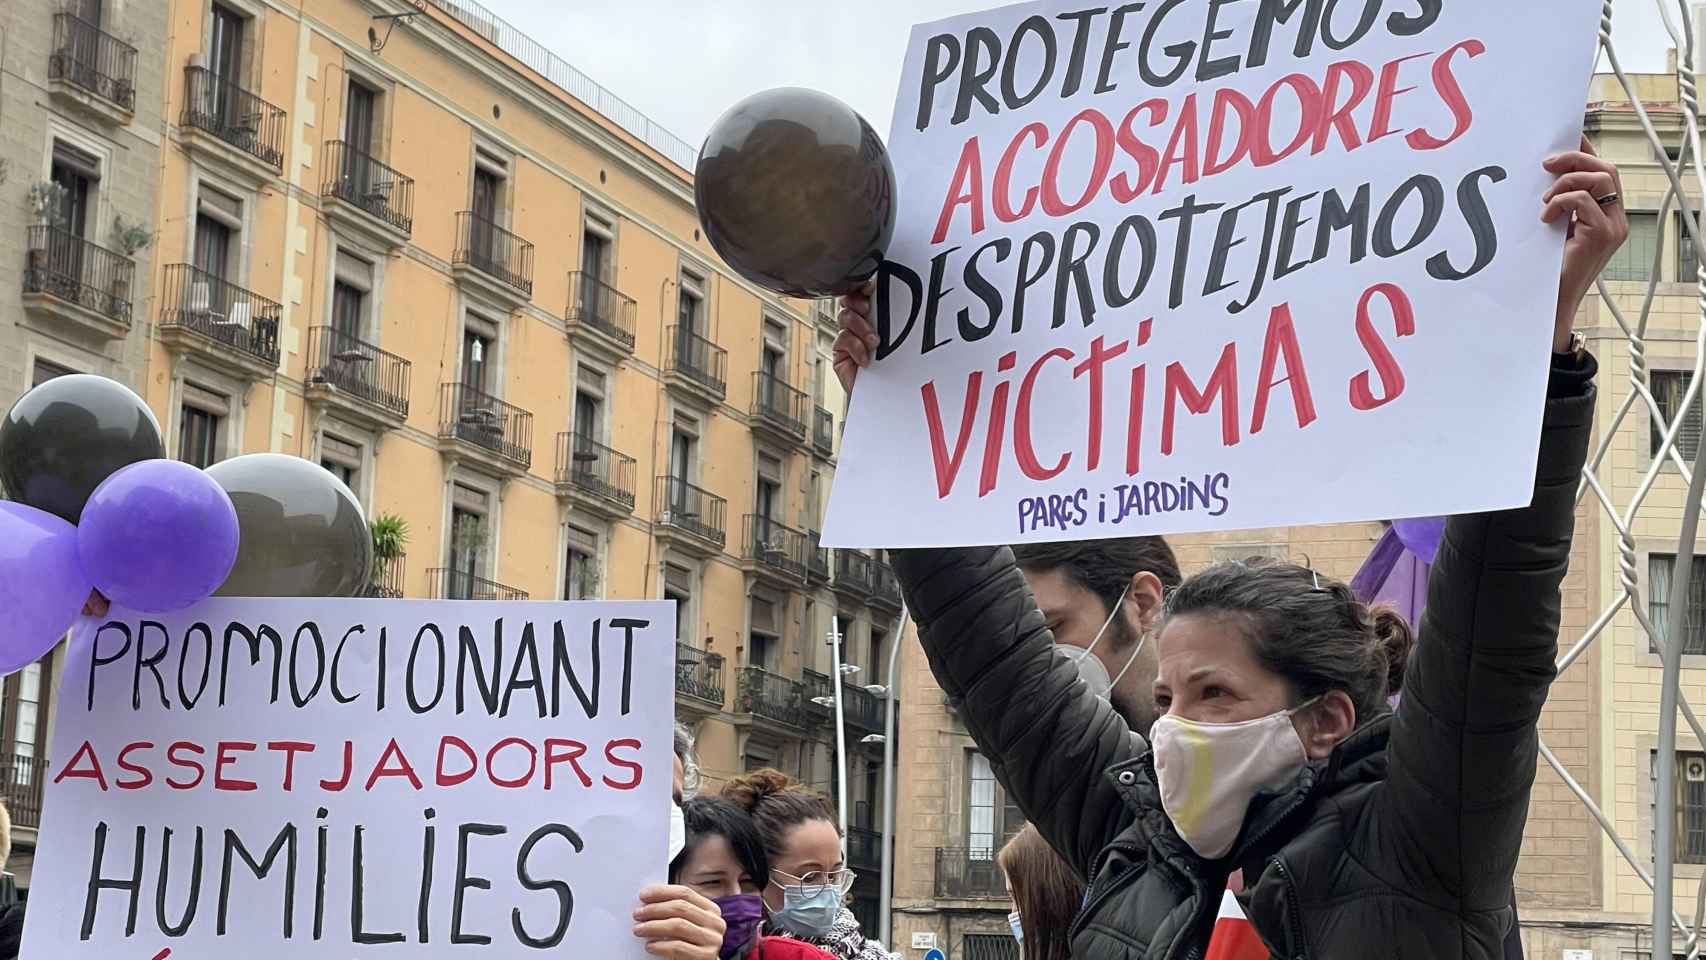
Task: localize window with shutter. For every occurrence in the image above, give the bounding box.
[1608,212,1660,281]
[665,563,693,644]
[1653,371,1704,462]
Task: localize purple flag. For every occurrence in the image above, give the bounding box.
[1352,518,1442,708]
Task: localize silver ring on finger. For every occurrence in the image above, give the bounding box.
[1596,192,1620,206]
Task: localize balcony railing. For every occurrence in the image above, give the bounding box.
[307,325,411,420]
[181,66,286,173]
[842,681,884,732]
[835,550,875,597]
[0,755,43,830]
[803,669,833,714]
[934,849,1010,900]
[428,568,529,601]
[752,371,808,439]
[23,225,135,323]
[368,554,405,598]
[814,406,836,455]
[50,13,138,111]
[655,477,727,548]
[738,666,808,729]
[807,531,831,583]
[848,827,881,871]
[159,263,282,367]
[566,271,637,350]
[322,140,414,236]
[454,211,534,298]
[676,643,725,707]
[555,433,636,510]
[666,325,727,398]
[872,561,903,610]
[745,515,809,580]
[439,382,533,469]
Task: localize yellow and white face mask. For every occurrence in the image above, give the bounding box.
[1148,700,1316,860]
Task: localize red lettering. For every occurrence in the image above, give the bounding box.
[1125,319,1154,477]
[994,123,1047,222]
[319,741,354,792]
[437,736,479,788]
[1153,93,1201,193]
[1250,303,1319,435]
[115,741,155,791]
[931,137,986,244]
[544,739,593,789]
[487,737,538,789]
[1162,342,1241,455]
[1252,74,1324,167]
[1350,283,1416,410]
[1111,99,1168,202]
[979,353,1017,498]
[1313,60,1375,155]
[1408,40,1485,150]
[1015,348,1076,480]
[267,741,315,791]
[1073,335,1131,471]
[366,738,424,791]
[1041,110,1115,217]
[1203,89,1256,177]
[1370,53,1431,142]
[603,739,644,791]
[54,740,108,790]
[921,373,983,499]
[214,742,258,792]
[165,741,206,790]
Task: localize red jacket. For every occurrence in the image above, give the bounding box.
[750,935,837,960]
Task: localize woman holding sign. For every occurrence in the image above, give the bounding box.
[831,141,1624,960]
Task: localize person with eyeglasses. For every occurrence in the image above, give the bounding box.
[722,770,893,960]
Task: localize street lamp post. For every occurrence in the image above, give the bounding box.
[877,604,907,951]
[829,616,849,839]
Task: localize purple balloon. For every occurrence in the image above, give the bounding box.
[78,459,239,612]
[0,501,91,673]
[1393,517,1447,566]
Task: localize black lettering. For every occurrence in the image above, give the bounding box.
[960,237,1010,342]
[330,625,362,705]
[1002,16,1058,108]
[81,822,143,939]
[89,622,132,713]
[452,823,508,946]
[511,824,585,949]
[178,623,213,710]
[551,621,600,719]
[220,623,283,706]
[1274,190,1323,280]
[1248,0,1324,68]
[1313,183,1371,265]
[501,623,548,719]
[920,246,960,356]
[1054,222,1101,329]
[1096,3,1146,94]
[419,809,438,943]
[916,33,962,131]
[456,620,504,716]
[875,259,923,360]
[1321,0,1382,49]
[610,618,646,717]
[218,824,296,937]
[1054,6,1106,98]
[407,624,446,714]
[134,620,171,710]
[1373,174,1445,258]
[156,826,204,937]
[1138,0,1195,87]
[952,28,1003,124]
[352,824,404,944]
[1228,188,1292,313]
[289,622,327,708]
[1198,0,1247,80]
[1388,0,1443,36]
[1428,165,1506,281]
[1012,231,1058,333]
[1105,214,1158,308]
[1159,194,1227,308]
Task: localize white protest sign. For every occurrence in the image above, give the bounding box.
[825,0,1602,547]
[22,598,673,959]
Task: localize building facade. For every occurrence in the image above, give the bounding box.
[0,0,170,891]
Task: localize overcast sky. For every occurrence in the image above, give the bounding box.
[482,1,1687,149]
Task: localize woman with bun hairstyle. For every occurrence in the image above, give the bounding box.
[721,770,892,960]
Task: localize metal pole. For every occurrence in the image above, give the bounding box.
[830,615,849,841]
[878,605,909,951]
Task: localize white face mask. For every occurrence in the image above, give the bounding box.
[1056,583,1143,701]
[668,802,687,863]
[1149,699,1317,860]
[1008,910,1023,944]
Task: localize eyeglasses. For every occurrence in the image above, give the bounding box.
[771,867,856,897]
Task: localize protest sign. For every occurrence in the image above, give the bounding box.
[21,597,673,959]
[824,0,1603,547]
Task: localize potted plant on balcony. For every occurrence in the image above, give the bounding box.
[26,181,68,274]
[109,214,153,307]
[369,513,409,596]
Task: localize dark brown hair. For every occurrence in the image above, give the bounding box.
[1012,537,1182,646]
[721,768,837,861]
[1162,558,1415,722]
[998,825,1082,960]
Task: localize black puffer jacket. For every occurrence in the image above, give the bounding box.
[891,359,1594,960]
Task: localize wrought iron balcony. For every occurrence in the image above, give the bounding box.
[834,550,876,599]
[934,848,1010,900]
[871,560,903,612]
[367,554,405,598]
[752,371,808,442]
[842,681,884,733]
[814,406,836,457]
[428,568,529,601]
[847,826,881,872]
[181,66,286,173]
[566,270,636,352]
[666,325,728,401]
[49,13,138,112]
[803,669,833,718]
[676,643,725,708]
[158,263,282,371]
[737,666,808,729]
[0,754,43,830]
[454,211,534,299]
[555,433,637,513]
[438,382,533,471]
[807,531,831,583]
[306,325,411,423]
[322,140,414,238]
[22,225,135,327]
[655,477,727,550]
[745,515,809,581]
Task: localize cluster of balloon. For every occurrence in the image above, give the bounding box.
[695,87,897,298]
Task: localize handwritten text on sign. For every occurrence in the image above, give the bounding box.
[824,1,1602,547]
[21,598,673,959]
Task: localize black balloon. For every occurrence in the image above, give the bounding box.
[0,374,165,523]
[206,453,372,598]
[696,87,897,298]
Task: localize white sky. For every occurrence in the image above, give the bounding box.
[481,1,1686,149]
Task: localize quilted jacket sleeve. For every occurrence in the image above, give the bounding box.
[1377,355,1596,911]
[889,546,1142,878]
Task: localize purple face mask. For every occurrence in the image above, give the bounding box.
[713,893,765,959]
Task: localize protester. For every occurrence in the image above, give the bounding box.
[666,796,837,960]
[676,721,702,804]
[999,825,1083,960]
[629,724,728,960]
[831,139,1624,958]
[722,770,891,960]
